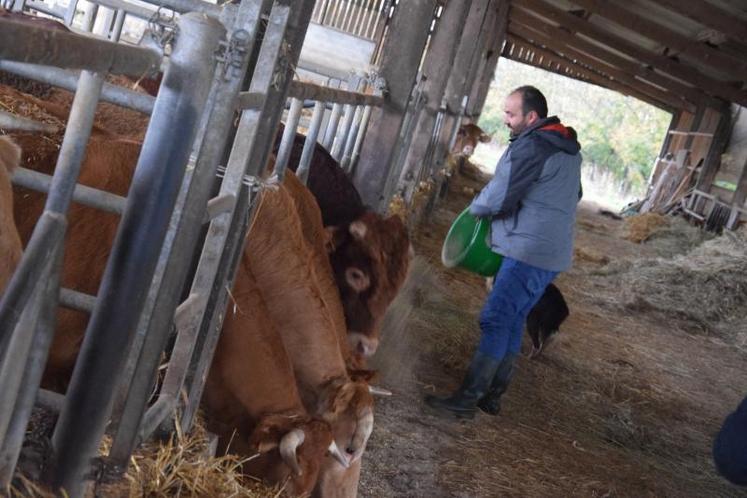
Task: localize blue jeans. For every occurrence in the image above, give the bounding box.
[477,257,558,360]
[713,395,747,485]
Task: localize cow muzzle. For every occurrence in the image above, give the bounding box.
[348,407,373,463]
[347,332,378,358]
[279,428,305,476]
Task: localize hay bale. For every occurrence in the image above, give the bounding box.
[574,246,610,265]
[623,213,669,243]
[619,230,747,339]
[644,216,714,257]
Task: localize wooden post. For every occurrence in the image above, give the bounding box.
[694,105,734,195]
[351,0,437,210]
[395,0,474,198]
[467,0,509,119]
[431,0,495,177]
[728,158,747,229]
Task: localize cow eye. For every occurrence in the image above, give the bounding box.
[345,267,370,292]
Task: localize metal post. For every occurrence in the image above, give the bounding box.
[467,0,509,118]
[341,105,363,172]
[351,0,438,211]
[297,101,325,184]
[349,104,372,173]
[275,97,305,178]
[0,245,63,487]
[106,1,263,468]
[48,14,224,497]
[323,102,344,149]
[331,102,355,160]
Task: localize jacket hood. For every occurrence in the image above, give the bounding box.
[514,116,580,155]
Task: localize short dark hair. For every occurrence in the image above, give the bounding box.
[511,85,548,119]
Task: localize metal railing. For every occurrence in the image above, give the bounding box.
[0,1,319,496]
[311,0,390,40]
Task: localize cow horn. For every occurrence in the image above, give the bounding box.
[279,428,305,476]
[327,440,350,469]
[0,110,59,134]
[349,408,374,462]
[368,386,392,397]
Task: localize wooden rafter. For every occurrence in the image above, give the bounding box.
[506,34,686,111]
[565,0,747,82]
[509,14,723,110]
[511,0,747,107]
[509,21,700,111]
[651,0,747,43]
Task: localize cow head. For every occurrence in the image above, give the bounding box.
[452,123,491,157]
[317,378,374,463]
[249,415,349,497]
[325,212,413,359]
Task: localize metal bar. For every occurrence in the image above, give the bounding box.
[64,0,80,25]
[0,18,161,77]
[341,104,363,172]
[178,185,251,433]
[59,288,97,313]
[49,14,224,497]
[87,0,156,21]
[296,101,325,184]
[323,102,343,149]
[24,0,66,19]
[36,389,65,412]
[0,61,155,115]
[205,192,236,221]
[286,79,384,106]
[0,110,59,133]
[0,245,62,488]
[109,9,126,41]
[0,214,65,354]
[349,104,372,173]
[274,97,304,179]
[331,103,354,160]
[12,167,126,215]
[106,0,262,470]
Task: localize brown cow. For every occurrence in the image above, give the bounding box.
[0,135,22,294]
[3,84,143,388]
[203,251,348,495]
[245,172,375,496]
[273,126,413,360]
[452,123,491,158]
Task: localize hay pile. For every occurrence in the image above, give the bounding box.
[644,216,714,256]
[623,213,669,243]
[619,229,747,341]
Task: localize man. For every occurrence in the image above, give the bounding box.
[425,86,582,419]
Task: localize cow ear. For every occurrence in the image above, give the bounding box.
[250,414,296,453]
[349,220,367,240]
[324,226,346,253]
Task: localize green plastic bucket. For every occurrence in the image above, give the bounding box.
[441,207,503,277]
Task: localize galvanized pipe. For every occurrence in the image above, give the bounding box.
[59,288,97,313]
[323,102,343,149]
[286,79,384,107]
[12,167,126,215]
[49,14,224,497]
[0,17,161,77]
[23,0,65,19]
[341,105,363,172]
[0,111,59,134]
[331,102,355,160]
[88,0,155,21]
[296,101,325,184]
[107,0,263,469]
[0,246,62,488]
[0,61,155,115]
[110,9,126,41]
[274,96,304,179]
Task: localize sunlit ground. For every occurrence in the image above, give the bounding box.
[471,141,645,212]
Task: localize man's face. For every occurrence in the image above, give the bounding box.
[503,92,536,137]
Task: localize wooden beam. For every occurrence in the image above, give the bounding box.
[694,106,733,194]
[506,35,685,111]
[565,0,747,81]
[511,0,747,106]
[652,0,747,43]
[507,29,693,111]
[510,13,724,110]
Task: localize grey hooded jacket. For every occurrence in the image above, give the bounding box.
[469,116,582,272]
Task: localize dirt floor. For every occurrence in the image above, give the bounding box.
[358,164,747,498]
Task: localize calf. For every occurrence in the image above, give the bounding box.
[245,172,374,497]
[452,123,491,158]
[0,135,22,294]
[203,253,347,495]
[273,126,413,360]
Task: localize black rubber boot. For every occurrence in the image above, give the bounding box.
[476,352,517,416]
[424,351,501,419]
